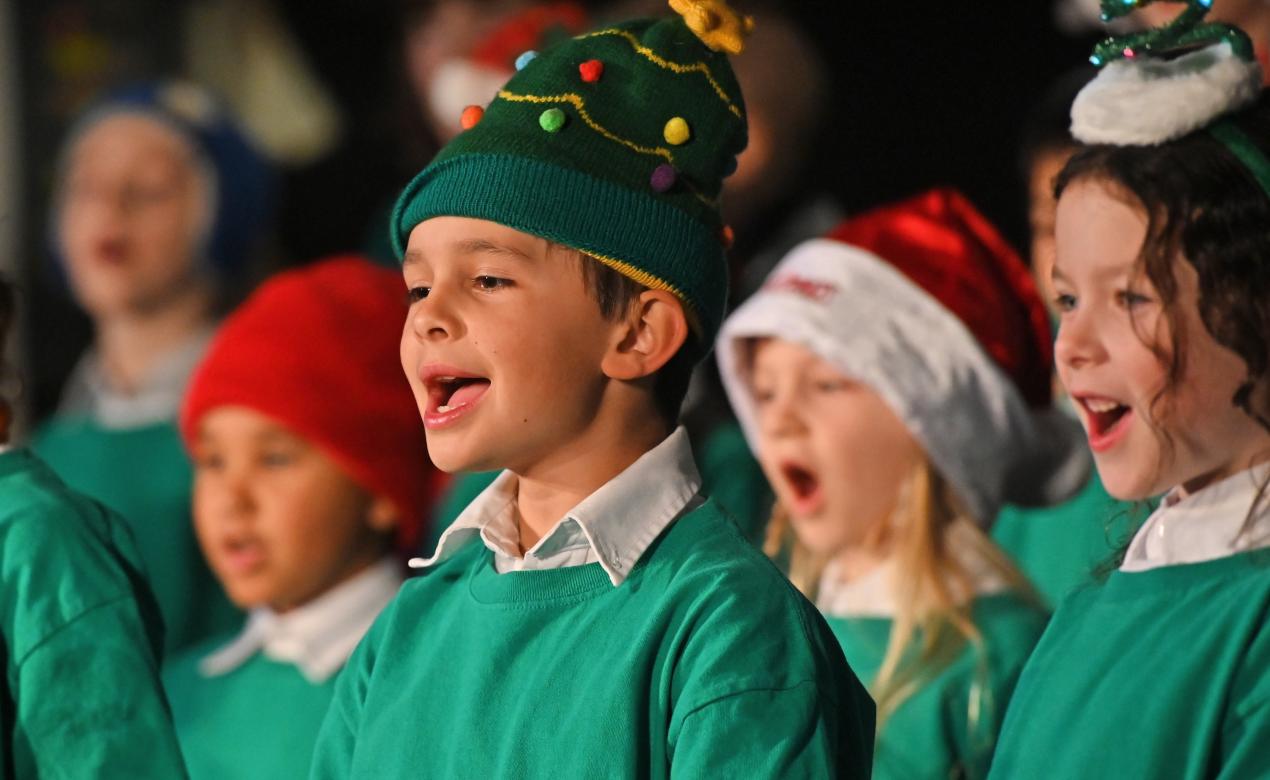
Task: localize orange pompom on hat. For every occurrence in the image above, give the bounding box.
[181,256,441,553]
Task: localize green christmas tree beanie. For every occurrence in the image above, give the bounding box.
[391,0,753,347]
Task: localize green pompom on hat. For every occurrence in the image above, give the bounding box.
[391,1,753,347]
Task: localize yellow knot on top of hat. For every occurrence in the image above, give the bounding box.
[668,0,754,55]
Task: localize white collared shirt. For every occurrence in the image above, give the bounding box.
[816,519,1010,618]
[59,327,215,429]
[410,427,703,587]
[1121,462,1270,572]
[200,558,403,684]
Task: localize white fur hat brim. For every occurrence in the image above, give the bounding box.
[716,239,1090,527]
[1072,41,1263,146]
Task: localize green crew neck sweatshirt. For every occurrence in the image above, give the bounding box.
[826,593,1048,779]
[0,448,187,778]
[990,550,1270,778]
[33,416,240,652]
[311,498,875,778]
[165,639,337,780]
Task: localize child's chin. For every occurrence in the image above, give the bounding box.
[428,444,495,475]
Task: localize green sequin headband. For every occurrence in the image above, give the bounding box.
[1209,121,1270,200]
[1090,0,1252,66]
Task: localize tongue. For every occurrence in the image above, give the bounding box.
[448,379,490,408]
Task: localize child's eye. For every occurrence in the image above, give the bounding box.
[1115,290,1153,308]
[193,453,224,472]
[1053,293,1076,313]
[473,275,512,291]
[260,451,296,468]
[752,388,775,405]
[815,379,850,393]
[405,286,430,304]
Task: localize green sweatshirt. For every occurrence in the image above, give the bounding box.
[990,550,1270,778]
[0,448,187,778]
[992,455,1136,607]
[826,593,1048,779]
[33,417,240,651]
[165,641,336,780]
[311,499,875,778]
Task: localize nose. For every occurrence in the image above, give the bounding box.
[1054,305,1104,372]
[758,386,808,439]
[215,465,257,523]
[407,285,465,343]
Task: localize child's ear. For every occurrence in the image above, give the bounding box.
[367,496,399,535]
[601,289,689,381]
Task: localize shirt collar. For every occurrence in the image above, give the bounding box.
[59,326,215,428]
[1121,462,1270,572]
[200,558,402,684]
[411,426,702,586]
[815,519,1009,618]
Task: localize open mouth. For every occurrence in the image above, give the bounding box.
[220,535,266,574]
[420,367,491,428]
[427,375,490,413]
[780,460,825,514]
[93,237,129,266]
[1076,395,1133,452]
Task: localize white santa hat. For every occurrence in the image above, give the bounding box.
[717,188,1090,526]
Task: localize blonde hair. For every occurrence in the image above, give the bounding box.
[766,456,1040,730]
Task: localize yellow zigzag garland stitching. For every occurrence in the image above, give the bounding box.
[497,89,718,208]
[587,250,704,335]
[499,90,674,162]
[579,28,743,119]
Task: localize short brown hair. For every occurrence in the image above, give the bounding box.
[572,251,697,425]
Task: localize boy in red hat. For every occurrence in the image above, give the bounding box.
[311,3,873,778]
[0,276,187,777]
[162,257,440,780]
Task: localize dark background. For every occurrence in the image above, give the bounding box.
[13,0,1095,423]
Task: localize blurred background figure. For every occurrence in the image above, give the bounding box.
[32,80,273,652]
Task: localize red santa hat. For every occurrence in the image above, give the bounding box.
[428,3,588,139]
[717,188,1089,525]
[181,255,443,553]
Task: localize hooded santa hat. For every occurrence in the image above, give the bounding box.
[717,188,1089,525]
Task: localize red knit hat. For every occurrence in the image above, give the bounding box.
[719,188,1089,525]
[181,256,441,553]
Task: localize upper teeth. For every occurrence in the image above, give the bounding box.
[1086,399,1121,413]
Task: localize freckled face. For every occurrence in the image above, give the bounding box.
[399,216,620,474]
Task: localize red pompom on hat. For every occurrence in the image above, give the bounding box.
[181,256,442,554]
[718,188,1089,525]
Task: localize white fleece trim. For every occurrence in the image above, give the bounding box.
[1072,41,1263,146]
[716,238,1089,525]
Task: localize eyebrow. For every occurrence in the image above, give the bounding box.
[455,238,535,262]
[1051,260,1137,284]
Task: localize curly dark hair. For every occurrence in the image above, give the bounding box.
[1055,88,1270,535]
[1056,89,1270,432]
